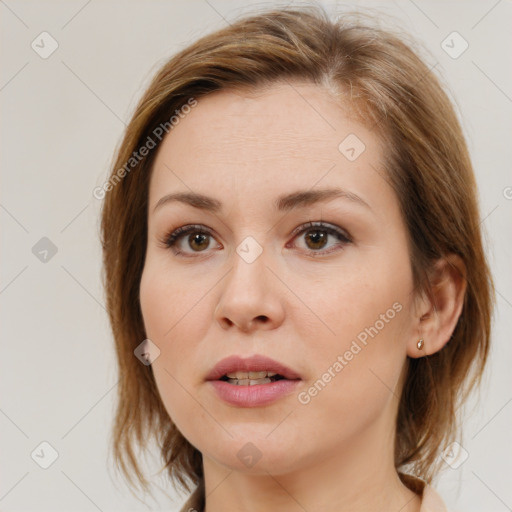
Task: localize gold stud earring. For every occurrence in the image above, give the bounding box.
[417,338,424,350]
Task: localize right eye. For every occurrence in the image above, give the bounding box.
[161,224,222,257]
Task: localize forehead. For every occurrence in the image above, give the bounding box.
[148,82,386,212]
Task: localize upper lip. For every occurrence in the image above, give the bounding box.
[206,354,301,381]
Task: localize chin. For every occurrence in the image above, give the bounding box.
[201,432,305,475]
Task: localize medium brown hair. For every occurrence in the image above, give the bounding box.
[100,4,494,500]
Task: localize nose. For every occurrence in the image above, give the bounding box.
[214,245,286,333]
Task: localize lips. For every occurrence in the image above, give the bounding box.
[205,354,301,382]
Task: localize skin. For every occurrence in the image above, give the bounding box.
[139,81,466,512]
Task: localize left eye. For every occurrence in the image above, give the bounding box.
[161,222,351,257]
[288,221,352,255]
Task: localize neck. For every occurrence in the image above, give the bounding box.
[202,416,421,512]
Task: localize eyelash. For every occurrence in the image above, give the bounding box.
[160,221,352,258]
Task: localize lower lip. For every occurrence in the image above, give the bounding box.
[208,379,301,407]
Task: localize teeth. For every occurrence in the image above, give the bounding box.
[227,378,272,385]
[225,371,278,379]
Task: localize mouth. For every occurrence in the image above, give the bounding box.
[205,354,302,383]
[205,354,302,406]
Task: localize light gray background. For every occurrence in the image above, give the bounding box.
[1,0,511,511]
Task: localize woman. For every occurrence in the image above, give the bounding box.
[100,5,494,511]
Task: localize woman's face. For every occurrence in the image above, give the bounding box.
[140,82,419,475]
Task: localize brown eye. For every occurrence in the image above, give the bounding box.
[304,229,329,250]
[163,224,220,257]
[187,232,210,251]
[290,221,352,255]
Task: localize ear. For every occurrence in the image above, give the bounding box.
[407,254,467,358]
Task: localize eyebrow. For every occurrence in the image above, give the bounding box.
[153,188,372,214]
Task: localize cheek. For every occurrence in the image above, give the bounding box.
[293,252,413,423]
[293,254,411,355]
[139,257,206,341]
[294,305,410,450]
[139,260,214,426]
